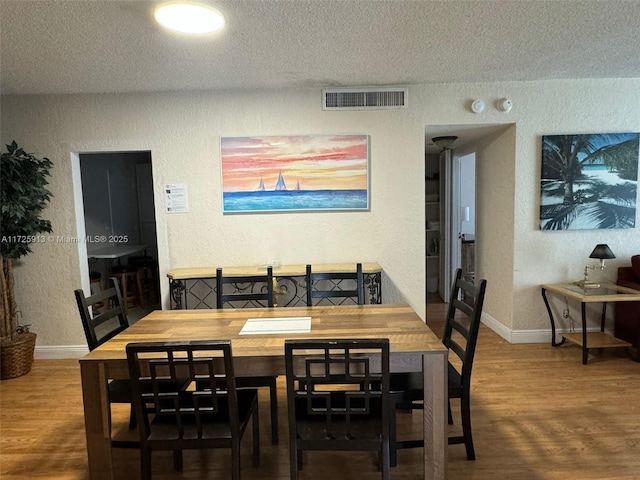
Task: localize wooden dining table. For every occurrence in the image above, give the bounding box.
[79,304,448,480]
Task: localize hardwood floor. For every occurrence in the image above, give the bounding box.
[2,302,640,479]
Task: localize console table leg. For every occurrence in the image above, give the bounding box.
[600,302,608,332]
[542,288,566,347]
[581,302,588,365]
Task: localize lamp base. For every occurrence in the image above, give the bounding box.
[573,280,601,289]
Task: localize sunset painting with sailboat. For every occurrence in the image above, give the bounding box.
[221,135,369,213]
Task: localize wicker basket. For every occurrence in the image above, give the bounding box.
[0,332,37,379]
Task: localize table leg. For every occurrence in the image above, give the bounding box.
[423,351,447,480]
[541,288,566,347]
[581,302,588,365]
[80,361,114,480]
[600,302,608,332]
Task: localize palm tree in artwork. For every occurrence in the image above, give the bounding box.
[540,133,639,230]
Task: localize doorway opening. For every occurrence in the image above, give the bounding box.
[452,151,476,286]
[425,124,510,304]
[77,151,159,322]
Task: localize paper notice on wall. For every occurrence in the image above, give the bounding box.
[164,184,189,213]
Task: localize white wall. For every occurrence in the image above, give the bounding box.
[1,78,639,354]
[476,125,517,332]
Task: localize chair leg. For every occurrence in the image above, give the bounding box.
[136,269,146,308]
[448,399,453,425]
[231,439,241,480]
[460,394,475,460]
[269,377,279,445]
[120,274,129,316]
[289,438,299,480]
[140,447,152,480]
[172,450,183,470]
[128,405,137,429]
[389,401,398,467]
[252,401,260,467]
[381,440,391,480]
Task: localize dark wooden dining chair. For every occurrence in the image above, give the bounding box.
[216,266,274,308]
[388,268,487,465]
[305,263,364,306]
[75,281,138,442]
[128,256,159,308]
[285,338,391,480]
[75,281,188,446]
[126,340,260,480]
[216,266,279,445]
[75,280,129,351]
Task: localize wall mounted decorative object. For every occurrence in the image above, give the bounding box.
[220,135,369,213]
[540,132,639,230]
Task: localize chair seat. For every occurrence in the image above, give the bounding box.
[148,389,258,442]
[236,375,276,389]
[107,379,135,403]
[390,363,461,397]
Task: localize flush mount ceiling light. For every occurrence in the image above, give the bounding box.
[154,2,225,34]
[431,136,458,150]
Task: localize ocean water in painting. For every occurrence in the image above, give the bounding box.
[223,189,368,212]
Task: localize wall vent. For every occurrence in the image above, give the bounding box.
[322,87,408,110]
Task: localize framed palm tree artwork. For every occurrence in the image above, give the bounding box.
[540,133,639,230]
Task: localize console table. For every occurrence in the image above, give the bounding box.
[168,262,383,309]
[541,282,640,364]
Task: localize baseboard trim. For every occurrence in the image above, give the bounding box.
[481,313,607,344]
[35,345,88,359]
[481,312,512,342]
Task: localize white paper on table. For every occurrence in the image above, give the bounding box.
[239,316,312,335]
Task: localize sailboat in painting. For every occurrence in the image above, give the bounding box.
[295,180,300,191]
[258,177,265,191]
[275,171,287,191]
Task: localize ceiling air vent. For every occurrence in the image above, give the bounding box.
[322,87,408,110]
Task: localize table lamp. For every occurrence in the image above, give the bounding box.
[574,244,615,289]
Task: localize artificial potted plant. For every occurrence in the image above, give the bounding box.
[0,141,53,379]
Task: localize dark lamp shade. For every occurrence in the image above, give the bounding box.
[589,244,615,260]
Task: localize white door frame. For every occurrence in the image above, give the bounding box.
[438,149,452,302]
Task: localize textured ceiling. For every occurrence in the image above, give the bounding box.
[2,0,640,96]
